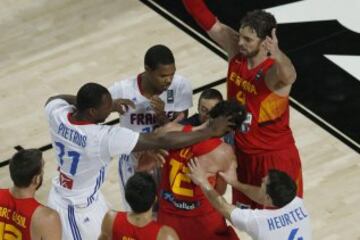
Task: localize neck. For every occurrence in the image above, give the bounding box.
[247,50,268,69]
[71,111,94,123]
[127,209,153,227]
[141,72,158,97]
[10,186,35,199]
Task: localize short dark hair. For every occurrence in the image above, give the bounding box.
[9,149,43,188]
[266,169,297,207]
[144,44,175,70]
[240,10,277,39]
[208,100,247,129]
[76,82,110,112]
[199,89,223,102]
[125,172,157,213]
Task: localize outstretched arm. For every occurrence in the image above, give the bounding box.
[182,0,239,60]
[187,158,236,221]
[133,115,234,151]
[219,164,266,205]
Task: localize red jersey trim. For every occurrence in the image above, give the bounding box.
[137,73,145,96]
[67,113,93,125]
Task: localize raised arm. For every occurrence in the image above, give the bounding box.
[264,29,297,95]
[182,0,239,60]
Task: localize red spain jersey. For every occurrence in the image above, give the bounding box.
[112,212,162,240]
[0,189,41,240]
[159,125,222,216]
[227,55,295,154]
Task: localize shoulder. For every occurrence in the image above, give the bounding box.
[45,98,70,114]
[103,210,117,225]
[172,75,191,87]
[157,225,179,240]
[109,77,137,96]
[32,206,61,228]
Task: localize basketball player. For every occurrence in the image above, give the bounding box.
[44,82,232,240]
[188,159,312,240]
[0,149,61,240]
[157,101,247,240]
[183,0,303,209]
[108,44,193,210]
[99,172,179,240]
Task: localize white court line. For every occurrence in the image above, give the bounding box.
[146,0,360,150]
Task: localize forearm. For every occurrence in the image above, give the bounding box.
[200,182,235,220]
[232,181,265,205]
[182,0,216,31]
[273,50,297,85]
[46,94,76,106]
[134,128,214,151]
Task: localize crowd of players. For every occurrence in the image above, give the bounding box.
[0,1,312,239]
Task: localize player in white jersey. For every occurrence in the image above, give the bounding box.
[188,160,311,240]
[108,45,193,210]
[45,82,233,240]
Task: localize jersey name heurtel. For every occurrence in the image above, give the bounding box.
[130,111,175,125]
[57,123,87,147]
[267,206,308,231]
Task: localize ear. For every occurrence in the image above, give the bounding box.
[32,174,41,186]
[88,108,97,117]
[144,65,152,72]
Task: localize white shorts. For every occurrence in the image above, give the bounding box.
[118,153,137,211]
[47,186,109,240]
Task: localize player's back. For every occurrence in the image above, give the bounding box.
[0,189,41,240]
[159,126,226,216]
[112,212,162,240]
[45,99,138,204]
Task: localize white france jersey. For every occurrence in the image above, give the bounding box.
[231,197,311,240]
[109,74,193,133]
[45,99,139,204]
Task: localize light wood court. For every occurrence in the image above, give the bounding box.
[0,1,359,239]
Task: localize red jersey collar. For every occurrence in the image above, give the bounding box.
[67,113,93,125]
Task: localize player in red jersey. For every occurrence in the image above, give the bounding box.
[98,172,179,240]
[182,0,303,209]
[0,149,61,240]
[157,101,246,240]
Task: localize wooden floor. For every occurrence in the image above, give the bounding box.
[0,1,359,239]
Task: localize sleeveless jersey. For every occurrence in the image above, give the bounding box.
[45,99,139,206]
[159,126,222,216]
[0,189,41,240]
[227,55,295,154]
[109,74,193,133]
[112,212,162,240]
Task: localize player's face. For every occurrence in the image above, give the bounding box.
[238,26,263,58]
[93,94,113,123]
[148,64,176,94]
[198,98,220,123]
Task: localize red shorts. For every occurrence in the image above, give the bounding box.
[158,210,239,240]
[233,144,303,209]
